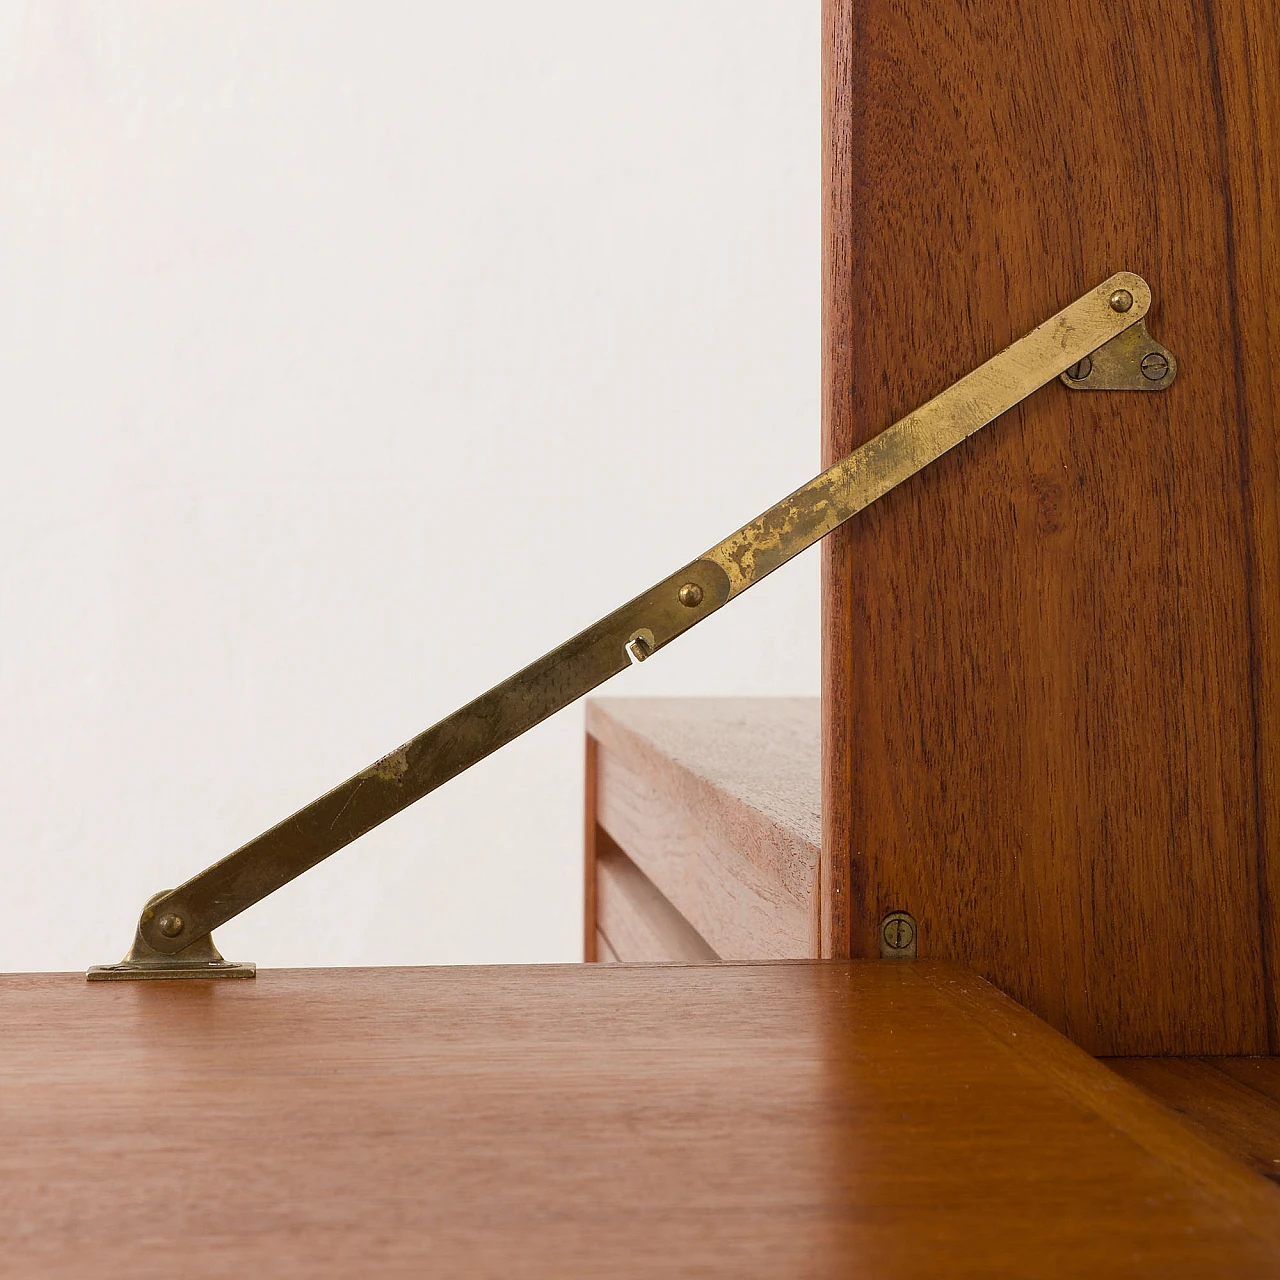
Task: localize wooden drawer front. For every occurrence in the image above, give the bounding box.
[595,837,718,963]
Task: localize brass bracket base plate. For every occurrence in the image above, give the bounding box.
[86,890,256,981]
[1060,318,1178,391]
[87,959,256,982]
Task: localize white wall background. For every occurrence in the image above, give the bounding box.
[0,2,819,972]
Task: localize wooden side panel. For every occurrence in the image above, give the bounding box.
[595,836,719,963]
[822,0,1280,1053]
[1219,0,1280,1054]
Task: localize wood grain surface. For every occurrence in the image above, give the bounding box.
[587,698,821,958]
[595,834,719,962]
[1107,1056,1280,1182]
[584,733,599,961]
[4,962,1280,1277]
[1218,1056,1280,1107]
[821,0,1280,1053]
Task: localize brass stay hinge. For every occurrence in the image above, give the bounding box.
[1061,299,1178,392]
[87,273,1178,980]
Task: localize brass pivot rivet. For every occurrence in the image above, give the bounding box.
[1108,288,1134,313]
[1065,356,1093,381]
[677,582,704,608]
[157,915,185,938]
[1140,351,1170,380]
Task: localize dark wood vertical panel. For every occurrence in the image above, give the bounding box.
[1207,0,1280,1050]
[821,0,1277,1053]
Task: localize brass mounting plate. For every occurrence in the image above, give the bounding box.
[86,891,255,981]
[86,958,256,982]
[1060,318,1178,391]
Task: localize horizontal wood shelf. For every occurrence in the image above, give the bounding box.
[584,697,1280,1181]
[6,961,1280,1274]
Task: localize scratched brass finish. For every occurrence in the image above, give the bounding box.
[1060,318,1178,391]
[703,271,1151,596]
[96,273,1152,976]
[131,557,731,958]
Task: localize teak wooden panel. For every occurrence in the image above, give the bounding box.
[822,0,1280,1053]
[587,698,821,959]
[1217,1056,1280,1107]
[1106,1056,1280,1182]
[595,835,719,962]
[4,962,1280,1277]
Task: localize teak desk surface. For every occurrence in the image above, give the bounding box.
[4,961,1279,1277]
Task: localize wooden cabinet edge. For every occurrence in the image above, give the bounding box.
[588,707,820,958]
[584,734,599,962]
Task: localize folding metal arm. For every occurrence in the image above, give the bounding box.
[87,272,1174,980]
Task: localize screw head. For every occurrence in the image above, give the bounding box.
[1108,288,1134,313]
[157,914,185,939]
[1065,356,1093,381]
[677,582,704,608]
[1140,351,1170,381]
[879,911,917,956]
[882,916,915,950]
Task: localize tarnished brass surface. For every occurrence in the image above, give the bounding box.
[880,912,918,959]
[129,557,732,960]
[97,273,1152,975]
[87,893,256,980]
[1060,317,1178,391]
[704,272,1151,596]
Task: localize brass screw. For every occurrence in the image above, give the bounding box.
[882,915,915,951]
[1108,288,1134,313]
[1140,351,1169,381]
[1065,356,1093,381]
[677,582,704,608]
[157,915,185,938]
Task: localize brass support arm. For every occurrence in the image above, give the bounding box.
[88,272,1170,979]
